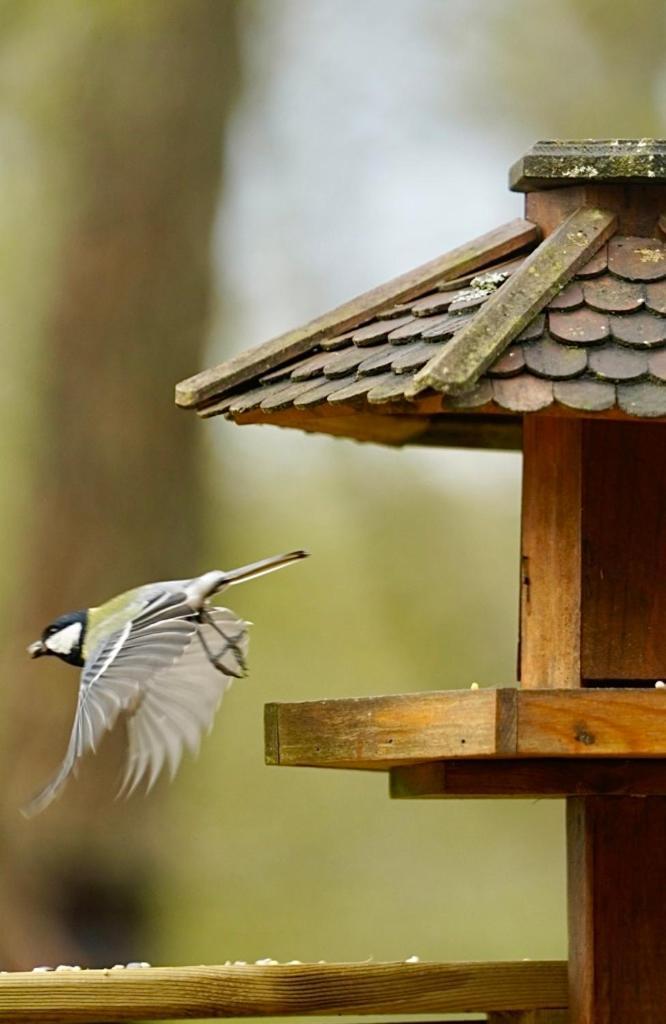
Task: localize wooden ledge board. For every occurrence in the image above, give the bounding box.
[0,960,567,1022]
[390,759,666,799]
[265,688,666,770]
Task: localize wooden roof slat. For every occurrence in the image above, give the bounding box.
[0,960,568,1022]
[408,207,617,396]
[175,218,539,408]
[265,688,666,770]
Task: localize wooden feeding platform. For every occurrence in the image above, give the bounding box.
[265,687,666,773]
[0,960,568,1023]
[6,140,665,1022]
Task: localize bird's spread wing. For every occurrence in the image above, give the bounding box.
[24,597,249,815]
[119,607,249,797]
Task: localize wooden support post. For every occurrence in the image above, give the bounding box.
[563,420,666,1021]
[567,797,666,1022]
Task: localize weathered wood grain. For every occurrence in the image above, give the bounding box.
[176,219,538,408]
[265,688,666,769]
[520,419,582,688]
[390,759,666,799]
[265,690,502,769]
[517,690,666,756]
[567,797,666,1023]
[0,960,568,1022]
[408,208,616,396]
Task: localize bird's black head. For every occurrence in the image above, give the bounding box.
[28,610,88,667]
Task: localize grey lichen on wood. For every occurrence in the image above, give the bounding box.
[407,207,617,397]
[175,218,538,408]
[511,139,666,192]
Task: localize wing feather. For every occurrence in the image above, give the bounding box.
[119,607,249,796]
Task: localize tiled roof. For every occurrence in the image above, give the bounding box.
[208,235,666,422]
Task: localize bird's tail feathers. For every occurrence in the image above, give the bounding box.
[218,550,308,589]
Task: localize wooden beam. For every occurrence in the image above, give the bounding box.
[0,960,568,1022]
[175,218,538,408]
[408,207,616,396]
[567,797,666,1023]
[390,759,666,799]
[265,688,666,770]
[520,419,582,688]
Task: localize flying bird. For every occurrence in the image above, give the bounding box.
[24,550,308,816]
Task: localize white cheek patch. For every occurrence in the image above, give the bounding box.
[45,622,83,655]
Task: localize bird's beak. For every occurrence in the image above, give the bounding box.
[27,639,47,659]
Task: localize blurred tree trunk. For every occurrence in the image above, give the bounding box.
[0,0,239,968]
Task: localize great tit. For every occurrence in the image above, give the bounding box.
[24,550,308,817]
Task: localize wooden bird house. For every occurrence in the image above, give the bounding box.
[176,140,666,1024]
[7,140,666,1022]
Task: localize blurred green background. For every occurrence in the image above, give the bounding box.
[0,0,663,1013]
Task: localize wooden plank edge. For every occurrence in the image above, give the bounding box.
[407,207,617,396]
[265,689,503,769]
[390,759,666,799]
[0,960,568,1022]
[175,218,539,408]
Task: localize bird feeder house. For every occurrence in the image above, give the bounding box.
[176,139,666,1024]
[6,139,666,1023]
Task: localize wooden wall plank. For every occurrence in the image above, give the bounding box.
[520,418,582,688]
[567,797,666,1023]
[581,421,666,682]
[0,960,568,1022]
[526,184,666,237]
